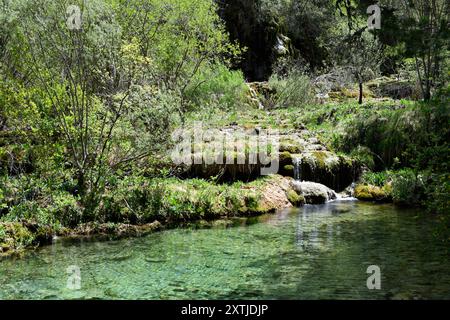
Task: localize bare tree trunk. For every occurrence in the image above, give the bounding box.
[424,80,431,101]
[414,57,426,100]
[358,82,363,104]
[76,169,85,197]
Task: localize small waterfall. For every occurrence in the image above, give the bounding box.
[291,157,357,204]
[293,157,302,181]
[335,182,358,201]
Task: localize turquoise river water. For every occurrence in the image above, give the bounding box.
[1,200,449,299]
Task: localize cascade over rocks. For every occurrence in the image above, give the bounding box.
[281,150,360,192]
[177,124,361,192]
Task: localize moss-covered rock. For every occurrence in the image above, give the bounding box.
[279,151,292,163]
[354,184,392,202]
[280,141,302,154]
[72,221,162,239]
[179,124,361,189]
[297,152,361,192]
[367,77,418,100]
[282,164,295,177]
[286,189,305,206]
[328,86,373,101]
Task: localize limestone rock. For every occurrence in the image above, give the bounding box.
[291,181,337,204]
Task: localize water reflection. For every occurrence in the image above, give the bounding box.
[295,202,354,251]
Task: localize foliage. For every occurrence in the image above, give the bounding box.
[260,0,341,71]
[0,222,35,255]
[184,65,247,113]
[0,174,279,234]
[1,0,243,214]
[361,171,390,187]
[113,0,242,118]
[332,20,385,104]
[268,64,314,108]
[337,0,450,101]
[359,169,449,214]
[424,173,450,216]
[349,146,376,170]
[388,0,450,100]
[390,169,425,206]
[338,98,450,170]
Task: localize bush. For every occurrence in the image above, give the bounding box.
[96,176,165,225]
[361,171,390,187]
[424,173,450,216]
[268,67,314,109]
[0,173,82,229]
[50,192,82,228]
[0,222,35,254]
[339,100,450,171]
[350,146,376,170]
[185,65,247,112]
[391,169,425,206]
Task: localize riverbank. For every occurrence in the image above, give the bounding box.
[0,175,303,257]
[2,97,449,257]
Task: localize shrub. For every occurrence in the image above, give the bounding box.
[339,100,449,171]
[268,67,314,109]
[361,171,390,187]
[350,146,376,170]
[185,65,247,112]
[96,176,165,224]
[50,192,82,228]
[423,173,450,216]
[391,169,425,206]
[0,222,35,254]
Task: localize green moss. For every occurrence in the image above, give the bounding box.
[280,141,302,154]
[154,176,283,219]
[284,165,294,172]
[279,151,292,163]
[287,189,305,206]
[312,151,328,169]
[355,184,391,202]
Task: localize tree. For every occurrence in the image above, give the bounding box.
[9,0,150,208]
[333,22,384,104]
[363,0,450,100]
[394,0,449,100]
[349,29,384,104]
[113,0,241,121]
[2,0,241,213]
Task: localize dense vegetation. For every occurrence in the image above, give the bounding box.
[0,0,449,255]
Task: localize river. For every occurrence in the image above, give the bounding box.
[1,200,449,299]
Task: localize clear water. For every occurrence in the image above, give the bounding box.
[1,201,449,300]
